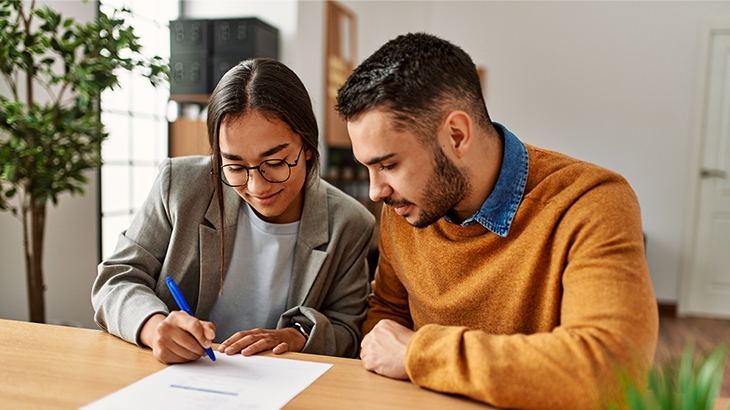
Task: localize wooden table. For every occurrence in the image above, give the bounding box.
[3,319,729,410]
[0,319,490,409]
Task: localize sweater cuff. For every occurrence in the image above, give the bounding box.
[405,324,470,387]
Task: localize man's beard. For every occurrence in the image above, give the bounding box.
[384,145,471,228]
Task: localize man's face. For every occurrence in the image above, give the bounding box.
[348,109,470,228]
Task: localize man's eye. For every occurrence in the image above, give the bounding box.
[380,164,396,171]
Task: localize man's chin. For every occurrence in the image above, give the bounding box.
[387,202,442,228]
[405,212,440,229]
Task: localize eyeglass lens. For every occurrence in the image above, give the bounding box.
[222,160,292,186]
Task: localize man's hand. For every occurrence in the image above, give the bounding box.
[139,312,216,364]
[360,319,414,380]
[218,328,306,356]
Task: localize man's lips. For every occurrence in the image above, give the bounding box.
[392,203,411,216]
[384,198,414,216]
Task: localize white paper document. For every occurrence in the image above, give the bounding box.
[82,354,333,410]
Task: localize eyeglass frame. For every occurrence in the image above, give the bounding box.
[218,145,305,187]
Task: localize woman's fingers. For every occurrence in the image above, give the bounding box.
[218,328,305,356]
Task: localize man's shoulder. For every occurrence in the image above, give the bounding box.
[523,144,635,211]
[524,144,628,194]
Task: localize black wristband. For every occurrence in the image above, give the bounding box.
[289,322,310,341]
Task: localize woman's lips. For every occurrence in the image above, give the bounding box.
[251,190,282,206]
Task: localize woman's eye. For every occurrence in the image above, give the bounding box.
[226,166,245,173]
[266,160,287,169]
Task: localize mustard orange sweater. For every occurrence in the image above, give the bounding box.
[363,144,658,410]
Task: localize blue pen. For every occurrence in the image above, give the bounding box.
[165,276,216,362]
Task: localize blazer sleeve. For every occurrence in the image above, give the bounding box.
[282,189,376,358]
[91,159,175,345]
[297,227,374,358]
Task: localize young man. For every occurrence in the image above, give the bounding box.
[336,33,658,410]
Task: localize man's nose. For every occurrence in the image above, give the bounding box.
[368,172,392,202]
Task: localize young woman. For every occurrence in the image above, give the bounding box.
[92,58,375,364]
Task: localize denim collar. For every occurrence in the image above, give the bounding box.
[444,122,528,237]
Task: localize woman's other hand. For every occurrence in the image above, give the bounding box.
[218,327,306,356]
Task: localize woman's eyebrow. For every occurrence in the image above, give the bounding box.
[259,143,290,158]
[221,152,242,160]
[221,143,290,162]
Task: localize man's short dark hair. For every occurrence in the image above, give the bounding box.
[336,32,491,142]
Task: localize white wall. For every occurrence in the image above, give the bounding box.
[3,1,726,327]
[0,0,100,328]
[229,0,730,303]
[334,1,730,304]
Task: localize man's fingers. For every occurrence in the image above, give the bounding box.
[357,321,412,380]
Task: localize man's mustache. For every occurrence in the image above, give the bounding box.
[383,197,414,208]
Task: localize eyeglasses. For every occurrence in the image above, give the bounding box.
[220,145,304,187]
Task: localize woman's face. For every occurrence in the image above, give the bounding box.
[219,110,312,224]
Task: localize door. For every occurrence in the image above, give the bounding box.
[684,29,730,316]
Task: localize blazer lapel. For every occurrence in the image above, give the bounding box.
[197,185,240,319]
[287,179,330,307]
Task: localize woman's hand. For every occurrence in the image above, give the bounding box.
[140,312,216,364]
[218,327,306,356]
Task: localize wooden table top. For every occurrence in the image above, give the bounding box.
[2,318,728,410]
[0,319,491,409]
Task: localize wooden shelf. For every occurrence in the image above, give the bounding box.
[169,94,210,103]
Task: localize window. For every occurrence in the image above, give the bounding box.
[99,0,178,259]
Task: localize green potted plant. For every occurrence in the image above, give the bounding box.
[0,0,168,323]
[612,342,728,410]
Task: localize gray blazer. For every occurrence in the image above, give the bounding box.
[92,156,375,358]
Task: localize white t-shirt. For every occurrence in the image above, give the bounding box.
[209,202,300,343]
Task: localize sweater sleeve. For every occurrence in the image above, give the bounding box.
[404,180,659,410]
[362,207,414,335]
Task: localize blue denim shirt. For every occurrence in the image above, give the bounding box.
[444,123,529,237]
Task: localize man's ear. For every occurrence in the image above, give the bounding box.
[440,110,473,159]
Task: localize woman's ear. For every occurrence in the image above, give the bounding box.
[304,145,314,161]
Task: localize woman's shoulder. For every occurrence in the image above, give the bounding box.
[159,156,215,201]
[164,155,211,173]
[162,156,212,182]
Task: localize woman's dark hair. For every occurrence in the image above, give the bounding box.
[207,58,319,290]
[336,32,491,144]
